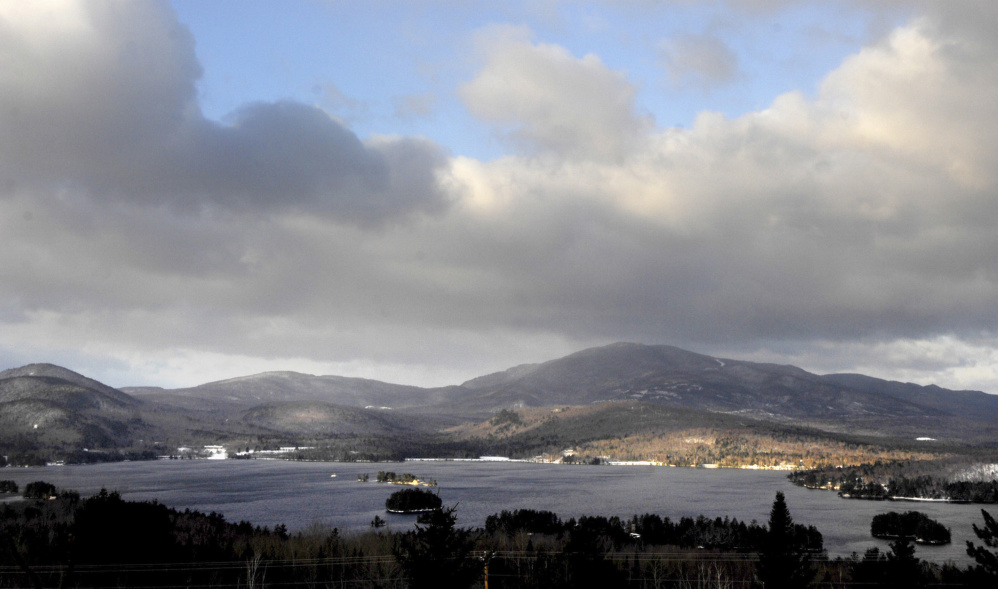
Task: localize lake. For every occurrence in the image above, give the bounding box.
[1,459,991,564]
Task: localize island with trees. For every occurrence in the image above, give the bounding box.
[384,487,443,513]
[870,511,951,544]
[789,462,998,503]
[370,471,437,486]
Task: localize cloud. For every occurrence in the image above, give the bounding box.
[815,18,998,189]
[393,93,437,120]
[0,1,451,225]
[0,1,200,186]
[1,2,998,393]
[442,13,998,370]
[320,82,361,112]
[179,102,452,222]
[459,25,652,161]
[660,33,740,90]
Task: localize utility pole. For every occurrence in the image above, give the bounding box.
[479,550,496,589]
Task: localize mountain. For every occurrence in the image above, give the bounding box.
[129,342,998,429]
[822,373,998,422]
[0,363,146,448]
[0,366,449,461]
[127,371,455,410]
[239,401,417,436]
[453,343,942,418]
[0,363,136,405]
[3,343,998,465]
[444,342,998,442]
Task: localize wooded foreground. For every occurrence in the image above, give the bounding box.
[1,485,997,588]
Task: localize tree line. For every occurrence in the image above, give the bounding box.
[1,484,997,588]
[790,465,998,503]
[485,508,823,553]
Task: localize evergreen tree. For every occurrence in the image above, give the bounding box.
[850,547,888,587]
[885,535,927,588]
[756,491,815,589]
[393,505,479,589]
[966,509,998,582]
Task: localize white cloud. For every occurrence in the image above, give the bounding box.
[814,19,998,189]
[443,14,998,383]
[459,25,652,161]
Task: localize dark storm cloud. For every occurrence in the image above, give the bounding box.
[0,1,450,224]
[159,102,451,222]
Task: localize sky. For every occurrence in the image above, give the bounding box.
[2,0,998,393]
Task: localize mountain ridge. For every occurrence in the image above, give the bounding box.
[3,342,997,465]
[438,343,965,423]
[127,370,451,410]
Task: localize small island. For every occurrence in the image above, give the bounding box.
[385,488,443,514]
[870,511,951,545]
[357,471,438,486]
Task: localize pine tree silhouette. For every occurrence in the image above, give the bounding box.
[756,491,815,589]
[967,509,998,582]
[393,505,480,589]
[885,535,926,588]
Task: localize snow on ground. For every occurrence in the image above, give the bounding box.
[953,463,998,482]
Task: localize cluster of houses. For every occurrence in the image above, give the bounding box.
[175,445,228,460]
[172,445,320,460]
